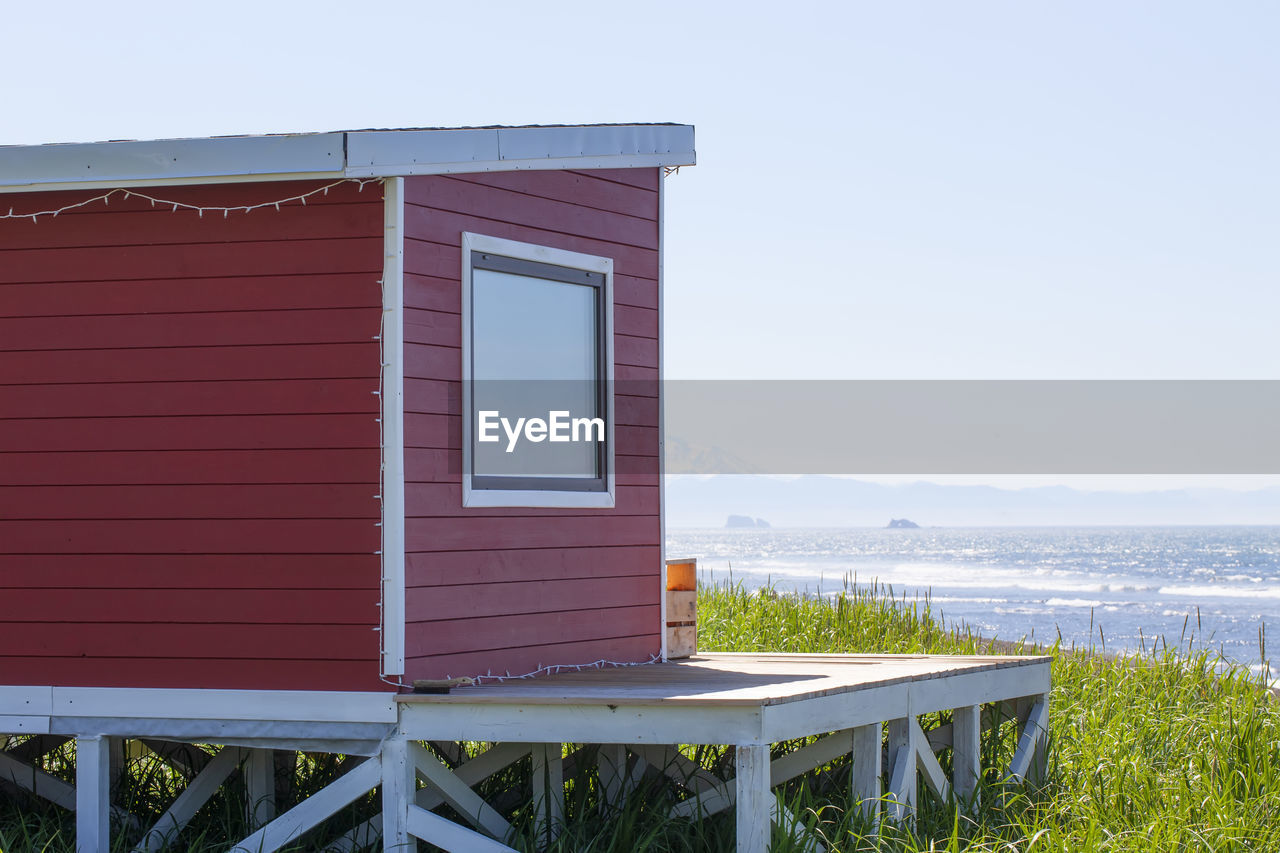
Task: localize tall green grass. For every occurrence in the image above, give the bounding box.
[3,580,1277,851]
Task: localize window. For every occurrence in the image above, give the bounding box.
[461,232,615,508]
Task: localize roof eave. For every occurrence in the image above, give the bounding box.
[0,125,696,193]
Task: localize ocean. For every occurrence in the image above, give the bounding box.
[665,526,1280,679]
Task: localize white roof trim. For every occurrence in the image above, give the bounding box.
[0,124,695,192]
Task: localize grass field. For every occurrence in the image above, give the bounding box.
[2,581,1278,851]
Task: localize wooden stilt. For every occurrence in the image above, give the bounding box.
[885,717,916,825]
[734,744,769,853]
[380,738,413,853]
[952,704,982,807]
[531,743,564,847]
[76,736,111,853]
[244,748,276,827]
[596,743,627,812]
[850,722,882,822]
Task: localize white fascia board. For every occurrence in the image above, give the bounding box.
[0,133,345,189]
[0,125,695,192]
[343,125,696,177]
[49,688,396,724]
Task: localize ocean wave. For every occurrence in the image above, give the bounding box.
[1159,584,1280,600]
[1044,598,1105,608]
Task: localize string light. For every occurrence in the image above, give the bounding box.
[465,654,663,685]
[0,178,377,222]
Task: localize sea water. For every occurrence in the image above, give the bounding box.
[666,526,1280,678]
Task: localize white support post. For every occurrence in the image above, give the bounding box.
[885,717,916,825]
[596,743,627,813]
[952,704,982,807]
[76,735,111,853]
[531,743,564,847]
[381,737,413,853]
[850,722,882,822]
[735,744,770,853]
[244,748,276,827]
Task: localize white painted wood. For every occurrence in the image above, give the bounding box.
[380,737,413,853]
[410,742,511,841]
[0,749,77,810]
[885,718,915,825]
[51,688,396,723]
[0,686,54,716]
[406,804,519,853]
[0,715,51,733]
[762,683,908,742]
[770,731,853,786]
[850,722,882,820]
[596,743,627,812]
[657,169,668,662]
[326,742,531,852]
[735,744,770,853]
[381,175,407,677]
[910,718,950,803]
[398,701,765,745]
[244,748,276,827]
[761,662,1051,742]
[952,704,982,807]
[1006,696,1050,784]
[231,757,379,853]
[134,746,246,853]
[669,782,732,820]
[632,744,719,794]
[531,743,564,846]
[0,125,695,192]
[76,736,111,853]
[0,172,345,194]
[346,153,692,179]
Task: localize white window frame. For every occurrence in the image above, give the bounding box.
[461,232,616,509]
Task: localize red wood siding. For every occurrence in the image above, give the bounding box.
[0,180,386,691]
[403,169,663,681]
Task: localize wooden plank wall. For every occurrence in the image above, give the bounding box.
[0,180,387,691]
[403,169,662,680]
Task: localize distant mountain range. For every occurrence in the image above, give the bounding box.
[666,475,1280,527]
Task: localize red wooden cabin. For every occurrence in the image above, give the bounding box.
[0,125,695,695]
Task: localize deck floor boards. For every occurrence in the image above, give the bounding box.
[395,653,1051,707]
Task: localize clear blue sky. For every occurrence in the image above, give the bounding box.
[6,2,1278,496]
[5,1,1275,381]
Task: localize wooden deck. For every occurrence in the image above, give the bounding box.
[391,652,1053,853]
[398,652,1049,707]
